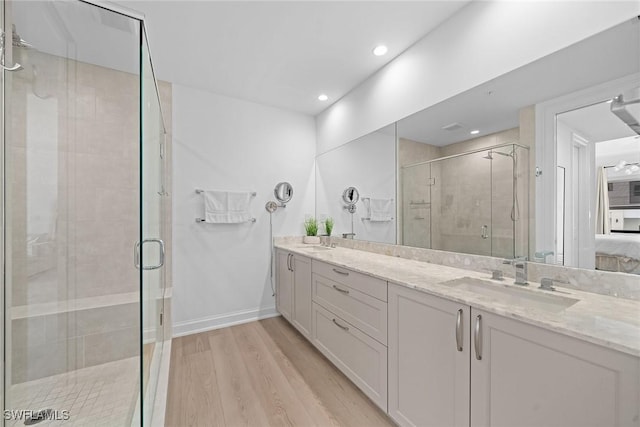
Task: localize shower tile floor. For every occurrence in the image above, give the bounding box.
[7,357,139,427]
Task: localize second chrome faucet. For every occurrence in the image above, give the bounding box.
[503,257,528,286]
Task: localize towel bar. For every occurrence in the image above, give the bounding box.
[195,189,257,196]
[361,217,394,221]
[361,197,394,201]
[195,217,256,223]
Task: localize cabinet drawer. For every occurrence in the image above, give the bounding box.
[312,260,387,302]
[313,273,387,345]
[312,303,388,411]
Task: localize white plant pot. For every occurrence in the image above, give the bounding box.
[303,236,320,244]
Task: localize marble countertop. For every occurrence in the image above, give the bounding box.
[275,242,640,357]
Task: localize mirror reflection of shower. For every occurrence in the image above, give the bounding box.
[484,148,520,221]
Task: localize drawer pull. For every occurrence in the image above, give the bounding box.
[456,309,463,352]
[332,268,349,276]
[332,285,350,294]
[332,318,349,331]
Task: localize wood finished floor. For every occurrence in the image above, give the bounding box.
[165,316,394,427]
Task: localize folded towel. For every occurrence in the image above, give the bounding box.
[204,190,252,223]
[366,198,393,222]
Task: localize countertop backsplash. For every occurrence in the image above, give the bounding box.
[274,236,640,301]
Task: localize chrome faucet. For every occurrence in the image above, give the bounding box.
[484,268,504,281]
[503,257,528,286]
[539,277,569,291]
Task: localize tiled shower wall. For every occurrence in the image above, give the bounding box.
[8,48,172,383]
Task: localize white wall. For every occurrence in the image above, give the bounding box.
[172,84,316,336]
[316,1,640,153]
[316,128,396,244]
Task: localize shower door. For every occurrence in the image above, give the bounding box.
[140,25,168,427]
[430,151,493,256]
[1,1,164,425]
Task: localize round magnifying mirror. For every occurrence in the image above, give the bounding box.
[274,182,293,204]
[342,186,360,205]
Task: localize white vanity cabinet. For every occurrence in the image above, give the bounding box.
[275,250,311,339]
[388,283,470,427]
[470,308,640,427]
[311,260,388,411]
[389,284,640,427]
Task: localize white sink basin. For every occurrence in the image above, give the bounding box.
[297,245,332,252]
[444,277,579,313]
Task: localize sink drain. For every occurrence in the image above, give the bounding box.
[24,409,53,425]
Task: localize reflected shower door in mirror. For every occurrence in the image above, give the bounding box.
[400,140,529,258]
[315,124,396,243]
[549,88,640,274]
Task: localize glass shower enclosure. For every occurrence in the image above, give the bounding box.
[1,1,168,425]
[400,143,529,259]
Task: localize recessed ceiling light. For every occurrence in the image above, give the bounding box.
[373,45,388,56]
[470,130,480,135]
[318,94,328,101]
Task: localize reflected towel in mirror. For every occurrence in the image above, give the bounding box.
[366,198,393,222]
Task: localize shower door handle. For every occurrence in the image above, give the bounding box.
[134,239,165,270]
[1,62,21,71]
[0,29,23,71]
[481,225,489,239]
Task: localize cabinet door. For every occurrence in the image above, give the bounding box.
[276,250,293,321]
[471,308,640,427]
[291,255,312,339]
[388,284,470,427]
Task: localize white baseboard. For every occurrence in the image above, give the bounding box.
[172,306,280,337]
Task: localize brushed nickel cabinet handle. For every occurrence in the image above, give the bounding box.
[332,318,349,331]
[332,268,349,276]
[456,309,463,352]
[332,285,350,294]
[474,314,483,360]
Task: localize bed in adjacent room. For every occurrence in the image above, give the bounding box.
[595,233,640,274]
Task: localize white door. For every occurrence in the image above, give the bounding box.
[388,284,470,427]
[470,308,640,427]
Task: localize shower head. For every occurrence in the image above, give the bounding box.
[611,91,640,135]
[492,150,514,158]
[12,25,33,49]
[484,150,515,160]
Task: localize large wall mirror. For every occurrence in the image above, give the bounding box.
[315,124,396,243]
[316,16,640,278]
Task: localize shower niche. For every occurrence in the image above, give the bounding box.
[400,142,529,259]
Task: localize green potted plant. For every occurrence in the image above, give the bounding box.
[324,217,334,236]
[303,217,320,244]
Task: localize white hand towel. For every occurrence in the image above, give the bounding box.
[367,198,393,222]
[204,190,252,223]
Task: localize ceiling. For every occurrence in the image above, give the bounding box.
[114,1,470,115]
[396,17,640,147]
[595,136,640,181]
